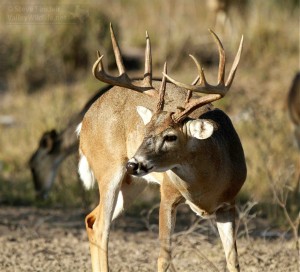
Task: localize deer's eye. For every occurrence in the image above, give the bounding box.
[164,135,177,142]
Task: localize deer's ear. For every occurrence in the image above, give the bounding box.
[137,106,153,125]
[187,119,214,140]
[40,129,58,153]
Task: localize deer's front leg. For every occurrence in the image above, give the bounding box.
[216,205,240,272]
[158,177,183,272]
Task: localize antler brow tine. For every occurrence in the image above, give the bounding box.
[157,62,167,112]
[92,54,104,78]
[185,75,200,103]
[189,54,206,85]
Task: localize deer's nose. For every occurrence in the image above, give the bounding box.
[126,161,139,175]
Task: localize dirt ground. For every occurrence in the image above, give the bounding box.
[0,206,297,272]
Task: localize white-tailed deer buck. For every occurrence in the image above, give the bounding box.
[288,72,300,149]
[78,24,246,272]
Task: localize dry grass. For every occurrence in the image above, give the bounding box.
[0,0,299,221]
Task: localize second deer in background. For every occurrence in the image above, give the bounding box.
[288,72,300,149]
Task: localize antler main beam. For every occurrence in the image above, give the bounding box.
[164,30,243,123]
[92,23,155,93]
[164,30,243,96]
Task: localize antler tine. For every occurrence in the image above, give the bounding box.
[157,62,167,112]
[191,75,200,85]
[225,35,243,88]
[185,75,200,103]
[110,23,126,75]
[189,55,206,85]
[92,24,157,93]
[92,53,104,79]
[143,31,152,87]
[209,29,225,85]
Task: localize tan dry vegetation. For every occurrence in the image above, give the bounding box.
[0,206,298,272]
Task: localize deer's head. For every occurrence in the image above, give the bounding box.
[29,129,62,199]
[92,24,243,177]
[126,105,216,176]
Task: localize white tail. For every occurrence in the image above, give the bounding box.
[78,151,95,190]
[75,122,82,137]
[77,123,95,189]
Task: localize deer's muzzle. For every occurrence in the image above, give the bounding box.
[126,158,152,176]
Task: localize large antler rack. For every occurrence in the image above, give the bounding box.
[92,23,155,93]
[163,30,243,123]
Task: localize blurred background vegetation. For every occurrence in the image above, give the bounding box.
[0,0,299,228]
